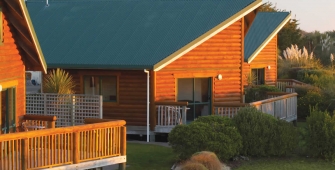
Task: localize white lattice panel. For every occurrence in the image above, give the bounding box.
[26,94,102,127]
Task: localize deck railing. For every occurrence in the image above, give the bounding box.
[26,93,103,127]
[20,115,57,131]
[155,102,188,133]
[276,79,307,92]
[0,119,126,170]
[214,92,298,122]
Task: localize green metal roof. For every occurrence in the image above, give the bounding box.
[27,0,258,69]
[244,12,290,63]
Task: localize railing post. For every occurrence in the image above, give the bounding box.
[182,106,187,125]
[73,132,80,164]
[99,95,103,119]
[47,116,57,128]
[119,126,127,170]
[71,95,75,126]
[21,138,28,170]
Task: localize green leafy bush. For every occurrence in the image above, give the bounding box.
[232,107,298,156]
[168,121,242,160]
[193,115,233,126]
[306,108,335,161]
[245,85,281,103]
[297,69,335,89]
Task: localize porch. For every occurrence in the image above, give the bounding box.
[154,79,301,133]
[0,116,126,170]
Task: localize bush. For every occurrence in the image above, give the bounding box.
[306,108,335,161]
[232,107,298,156]
[297,69,335,89]
[168,121,242,160]
[190,151,222,170]
[193,115,233,126]
[181,161,208,170]
[245,85,281,103]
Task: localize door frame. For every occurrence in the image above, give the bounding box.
[175,77,213,121]
[0,80,18,134]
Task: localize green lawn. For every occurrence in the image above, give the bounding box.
[126,142,176,170]
[126,141,335,170]
[234,157,335,170]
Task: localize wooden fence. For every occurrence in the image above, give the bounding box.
[0,120,126,170]
[26,93,103,127]
[214,92,298,122]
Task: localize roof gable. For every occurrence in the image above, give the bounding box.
[244,12,291,63]
[27,0,261,70]
[3,0,47,73]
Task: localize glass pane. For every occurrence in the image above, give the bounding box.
[196,104,210,117]
[84,76,99,95]
[177,78,193,102]
[194,78,209,103]
[101,76,117,102]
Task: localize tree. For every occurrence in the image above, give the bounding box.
[259,2,304,51]
[42,68,75,94]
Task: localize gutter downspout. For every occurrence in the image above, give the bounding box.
[144,69,150,142]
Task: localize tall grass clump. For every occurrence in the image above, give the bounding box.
[278,44,322,78]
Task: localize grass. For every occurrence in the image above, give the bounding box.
[126,142,175,170]
[234,157,335,170]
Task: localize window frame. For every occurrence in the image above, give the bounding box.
[251,68,265,85]
[82,74,119,104]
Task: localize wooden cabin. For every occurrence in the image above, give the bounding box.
[0,0,47,134]
[27,0,295,139]
[243,12,291,86]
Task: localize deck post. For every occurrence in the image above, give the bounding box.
[47,116,57,128]
[21,138,28,170]
[119,126,127,170]
[73,132,80,164]
[182,106,187,125]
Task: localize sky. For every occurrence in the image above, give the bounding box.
[266,0,335,33]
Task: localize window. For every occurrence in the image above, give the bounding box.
[83,76,117,102]
[1,87,16,134]
[251,68,265,85]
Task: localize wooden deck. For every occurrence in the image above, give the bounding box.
[0,119,126,170]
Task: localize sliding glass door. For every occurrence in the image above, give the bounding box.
[1,87,16,134]
[177,78,211,123]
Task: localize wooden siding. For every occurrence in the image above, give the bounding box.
[156,19,243,104]
[0,12,26,126]
[63,69,148,126]
[243,35,278,86]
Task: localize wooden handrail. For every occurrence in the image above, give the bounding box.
[213,102,248,107]
[266,92,290,95]
[277,79,306,85]
[84,118,119,124]
[250,93,298,106]
[22,114,57,121]
[0,120,126,141]
[155,101,188,106]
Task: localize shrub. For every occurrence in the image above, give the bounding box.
[306,107,335,161]
[232,107,298,156]
[297,90,324,118]
[297,69,335,89]
[272,120,299,156]
[181,161,208,170]
[193,115,233,126]
[168,121,242,161]
[190,151,222,170]
[43,68,75,94]
[244,85,281,103]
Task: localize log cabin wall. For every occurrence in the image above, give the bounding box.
[0,11,26,126]
[156,19,244,104]
[62,69,147,126]
[243,35,278,86]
